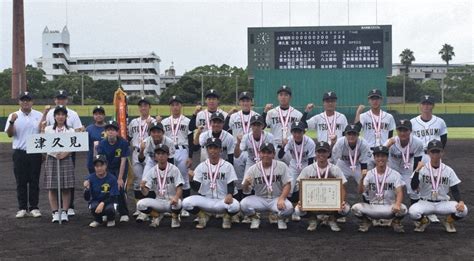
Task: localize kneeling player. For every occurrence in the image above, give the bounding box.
[408,140,468,233]
[137,144,183,228]
[240,143,294,230]
[294,141,350,232]
[183,138,240,229]
[351,146,407,233]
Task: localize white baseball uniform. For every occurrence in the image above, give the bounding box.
[331,137,372,184]
[306,111,348,144]
[410,115,448,162]
[359,110,396,147]
[199,130,235,162]
[182,159,240,214]
[45,107,83,129]
[239,131,275,171]
[283,135,316,194]
[141,136,176,187]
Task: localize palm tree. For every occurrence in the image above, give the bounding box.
[399,48,415,103]
[439,44,455,103]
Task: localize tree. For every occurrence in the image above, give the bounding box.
[399,48,415,104]
[439,43,455,103]
[387,75,421,102]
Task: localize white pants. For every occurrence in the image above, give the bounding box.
[132,150,146,191]
[351,203,407,219]
[295,203,351,217]
[401,174,419,200]
[240,195,294,217]
[408,200,468,220]
[182,195,240,214]
[234,152,247,190]
[337,160,362,184]
[136,198,182,213]
[174,147,190,190]
[289,166,304,194]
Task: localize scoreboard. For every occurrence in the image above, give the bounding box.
[248,25,392,77]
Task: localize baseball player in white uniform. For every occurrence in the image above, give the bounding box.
[385,119,424,202]
[138,122,176,175]
[351,146,407,233]
[183,138,240,229]
[408,140,468,233]
[294,141,350,232]
[303,91,348,145]
[161,95,193,217]
[331,124,371,184]
[190,88,228,133]
[137,144,183,228]
[195,112,235,163]
[240,143,294,230]
[264,85,303,165]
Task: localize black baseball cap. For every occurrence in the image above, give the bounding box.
[344,124,361,135]
[154,144,170,154]
[260,142,276,153]
[55,90,68,99]
[250,115,264,125]
[205,89,220,98]
[104,120,119,131]
[19,91,32,100]
[92,105,105,114]
[368,89,383,98]
[53,105,68,115]
[315,141,331,152]
[138,96,151,106]
[93,155,108,165]
[210,112,225,122]
[427,139,443,152]
[290,121,305,132]
[238,91,252,100]
[168,95,183,104]
[149,122,164,132]
[396,119,412,131]
[277,85,292,95]
[371,145,389,156]
[323,91,337,101]
[420,95,435,104]
[206,137,222,148]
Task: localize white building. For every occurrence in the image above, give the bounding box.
[35,26,170,95]
[392,63,465,83]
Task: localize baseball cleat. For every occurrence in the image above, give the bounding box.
[291,213,301,222]
[51,212,60,223]
[250,215,261,229]
[132,210,141,217]
[29,209,42,218]
[427,214,440,223]
[136,212,149,223]
[268,213,278,224]
[222,214,232,229]
[358,217,371,232]
[16,209,28,219]
[328,217,341,232]
[119,215,130,222]
[336,217,346,223]
[149,215,163,228]
[242,216,252,224]
[306,217,318,231]
[277,218,288,230]
[196,211,208,229]
[89,221,101,228]
[67,208,76,217]
[391,219,405,233]
[442,216,456,233]
[171,213,181,228]
[107,220,116,227]
[180,209,190,217]
[414,216,430,232]
[231,214,240,224]
[60,211,69,222]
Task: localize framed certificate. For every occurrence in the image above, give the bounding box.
[299,178,342,211]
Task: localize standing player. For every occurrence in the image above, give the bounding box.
[265,85,303,164]
[351,146,407,233]
[139,122,176,175]
[195,112,235,163]
[240,143,293,230]
[304,91,348,145]
[85,106,106,174]
[137,145,184,228]
[409,140,468,233]
[190,89,228,133]
[182,138,240,229]
[294,141,350,232]
[161,95,193,217]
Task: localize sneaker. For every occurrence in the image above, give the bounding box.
[51,212,60,223]
[119,215,130,222]
[442,216,456,233]
[89,221,101,228]
[414,216,430,232]
[149,214,164,228]
[171,213,181,228]
[291,213,301,222]
[107,220,116,227]
[60,211,69,222]
[336,217,346,223]
[277,218,287,230]
[268,213,278,224]
[250,215,261,229]
[358,217,371,232]
[392,219,405,233]
[307,217,318,231]
[242,216,252,224]
[231,214,240,224]
[30,209,42,218]
[328,217,341,232]
[427,214,440,223]
[67,208,75,217]
[180,209,190,217]
[222,214,232,229]
[132,210,141,217]
[196,211,209,229]
[16,209,28,218]
[136,212,149,223]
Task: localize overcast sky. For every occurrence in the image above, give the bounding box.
[1,0,472,74]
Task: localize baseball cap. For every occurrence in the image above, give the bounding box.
[371,145,389,155]
[344,124,361,135]
[205,89,220,98]
[154,144,170,154]
[277,85,292,95]
[260,142,276,153]
[210,112,225,122]
[427,139,443,152]
[55,90,68,99]
[367,89,383,98]
[53,105,68,115]
[149,122,164,132]
[104,120,119,131]
[323,91,338,101]
[19,91,32,100]
[92,105,105,114]
[138,96,151,106]
[290,121,306,132]
[396,119,412,131]
[315,141,331,152]
[250,115,264,125]
[168,95,183,104]
[93,155,108,165]
[206,137,222,148]
[238,91,252,100]
[420,95,435,104]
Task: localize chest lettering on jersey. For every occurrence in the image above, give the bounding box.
[413,128,440,137]
[198,119,207,126]
[391,153,414,159]
[254,175,282,184]
[202,172,226,181]
[270,116,299,125]
[364,122,390,131]
[422,175,449,186]
[164,124,187,132]
[368,182,395,191]
[130,126,139,135]
[317,123,343,131]
[151,176,175,185]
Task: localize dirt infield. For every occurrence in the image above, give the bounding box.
[0,141,473,260]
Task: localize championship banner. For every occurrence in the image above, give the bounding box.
[113,87,129,140]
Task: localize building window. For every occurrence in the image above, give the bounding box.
[425,73,431,78]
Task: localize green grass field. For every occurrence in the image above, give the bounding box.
[0,127,471,143]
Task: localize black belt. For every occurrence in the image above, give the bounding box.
[175,145,188,150]
[421,198,442,203]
